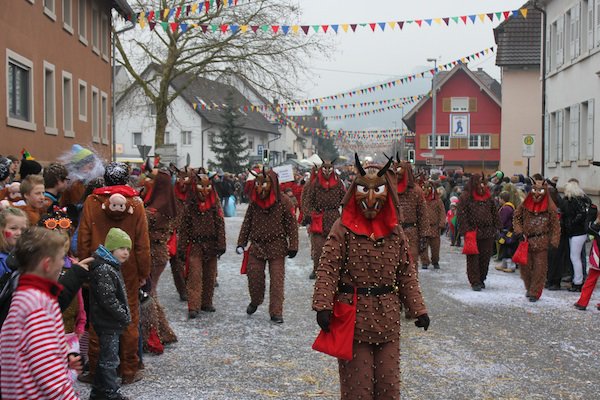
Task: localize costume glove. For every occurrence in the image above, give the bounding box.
[419,237,428,253]
[316,310,332,332]
[303,216,312,226]
[414,314,430,331]
[287,250,297,258]
[236,246,245,255]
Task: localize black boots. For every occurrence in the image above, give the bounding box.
[270,315,284,324]
[246,303,258,315]
[568,284,583,292]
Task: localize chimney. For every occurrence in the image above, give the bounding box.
[478,68,483,72]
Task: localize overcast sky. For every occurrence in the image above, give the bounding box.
[295,0,528,103]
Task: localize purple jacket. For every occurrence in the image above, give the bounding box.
[499,203,515,231]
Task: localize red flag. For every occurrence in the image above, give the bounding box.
[272,25,280,33]
[461,15,467,24]
[170,22,179,32]
[322,25,329,33]
[175,6,181,18]
[503,11,510,19]
[369,23,376,32]
[220,24,228,33]
[415,20,422,27]
[201,24,208,33]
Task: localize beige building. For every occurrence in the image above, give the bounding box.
[1,0,132,163]
[494,2,543,177]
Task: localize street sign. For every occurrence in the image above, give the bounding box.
[426,156,444,166]
[257,144,264,156]
[522,134,535,157]
[420,152,433,158]
[137,145,152,159]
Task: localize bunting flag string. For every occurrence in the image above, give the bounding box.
[129,7,528,35]
[281,95,423,111]
[283,46,495,106]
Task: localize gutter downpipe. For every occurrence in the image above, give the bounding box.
[201,124,213,168]
[533,1,547,177]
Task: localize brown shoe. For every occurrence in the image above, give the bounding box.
[121,371,144,385]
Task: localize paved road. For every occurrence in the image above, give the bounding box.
[75,204,600,399]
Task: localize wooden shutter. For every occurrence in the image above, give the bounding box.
[442,98,451,112]
[468,98,477,112]
[569,104,580,161]
[457,138,468,149]
[588,99,595,160]
[490,134,500,149]
[420,134,430,149]
[450,138,459,149]
[557,15,565,66]
[575,3,581,58]
[588,0,595,51]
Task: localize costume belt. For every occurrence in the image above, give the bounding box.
[402,222,417,229]
[338,283,396,296]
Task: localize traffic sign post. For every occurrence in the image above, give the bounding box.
[522,134,535,177]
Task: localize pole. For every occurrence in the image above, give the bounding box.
[533,2,547,177]
[111,23,134,162]
[430,59,438,158]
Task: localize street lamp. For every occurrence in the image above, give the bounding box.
[427,58,438,159]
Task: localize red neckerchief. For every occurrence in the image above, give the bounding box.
[425,190,436,202]
[397,173,408,194]
[17,273,63,299]
[341,193,398,240]
[472,187,491,201]
[250,188,277,209]
[198,190,216,212]
[143,186,154,204]
[93,185,139,197]
[522,193,549,213]
[317,170,339,189]
[174,185,187,201]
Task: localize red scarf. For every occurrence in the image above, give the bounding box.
[198,190,217,212]
[174,185,187,201]
[341,194,398,240]
[397,173,408,194]
[93,185,139,197]
[317,170,338,189]
[250,188,277,209]
[522,193,549,213]
[425,190,437,202]
[17,274,63,299]
[472,187,491,201]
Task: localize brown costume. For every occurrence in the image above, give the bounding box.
[170,167,193,301]
[306,161,345,276]
[179,174,226,317]
[419,181,446,268]
[457,174,500,290]
[237,169,298,322]
[313,155,428,400]
[78,179,151,382]
[394,161,426,265]
[513,181,561,301]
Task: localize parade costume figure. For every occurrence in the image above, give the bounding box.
[313,154,429,400]
[457,173,500,291]
[78,162,151,383]
[419,180,446,269]
[513,180,561,302]
[170,167,193,301]
[142,170,177,347]
[393,159,426,264]
[179,173,226,319]
[237,168,299,323]
[306,160,345,279]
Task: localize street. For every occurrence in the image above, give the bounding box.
[76,205,600,399]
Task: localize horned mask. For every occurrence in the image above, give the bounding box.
[354,153,393,220]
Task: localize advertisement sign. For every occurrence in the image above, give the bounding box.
[273,164,294,183]
[450,114,469,138]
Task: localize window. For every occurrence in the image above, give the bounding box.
[556,15,565,67]
[563,107,570,161]
[78,80,87,121]
[569,4,581,60]
[91,86,99,142]
[62,0,73,33]
[132,132,142,147]
[248,139,254,151]
[181,131,192,146]
[44,61,57,135]
[149,103,156,115]
[44,0,56,20]
[164,131,171,144]
[101,14,109,60]
[451,97,469,112]
[101,91,108,144]
[568,104,580,161]
[468,135,491,149]
[78,0,87,44]
[62,72,74,137]
[586,0,594,51]
[428,135,450,149]
[556,110,564,162]
[7,50,36,131]
[91,6,99,54]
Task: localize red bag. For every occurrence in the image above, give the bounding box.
[512,240,529,265]
[589,239,600,271]
[312,290,357,361]
[462,230,479,255]
[310,211,324,234]
[240,250,249,275]
[167,230,177,258]
[146,326,164,355]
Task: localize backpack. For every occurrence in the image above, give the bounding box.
[0,269,19,331]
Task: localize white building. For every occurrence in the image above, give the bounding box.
[114,64,280,169]
[541,0,600,195]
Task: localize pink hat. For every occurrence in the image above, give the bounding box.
[450,196,459,204]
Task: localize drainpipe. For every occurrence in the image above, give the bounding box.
[201,124,212,168]
[533,1,547,176]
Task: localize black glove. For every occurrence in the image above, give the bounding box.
[287,250,297,259]
[303,216,312,226]
[440,227,445,236]
[177,249,186,261]
[236,246,245,255]
[217,249,226,259]
[316,310,332,332]
[419,237,427,253]
[414,314,430,331]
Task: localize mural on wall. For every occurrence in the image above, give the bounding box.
[450,114,469,137]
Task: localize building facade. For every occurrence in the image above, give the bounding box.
[1,0,132,163]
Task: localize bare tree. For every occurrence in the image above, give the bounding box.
[115,0,329,150]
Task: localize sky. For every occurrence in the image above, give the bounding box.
[290,0,529,130]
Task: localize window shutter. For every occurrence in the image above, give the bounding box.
[569,104,580,161]
[597,0,600,46]
[557,15,565,66]
[575,4,581,57]
[588,99,595,160]
[458,138,468,149]
[468,98,477,112]
[544,113,550,162]
[569,8,576,60]
[450,138,459,149]
[546,25,552,73]
[420,134,429,149]
[588,0,595,51]
[442,98,451,112]
[490,134,500,149]
[557,110,564,162]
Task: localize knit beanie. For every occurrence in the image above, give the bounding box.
[70,144,95,167]
[0,157,11,181]
[19,159,42,180]
[104,162,129,186]
[104,227,132,251]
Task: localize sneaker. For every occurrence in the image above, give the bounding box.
[246,303,258,315]
[481,282,486,289]
[270,315,284,324]
[574,302,587,311]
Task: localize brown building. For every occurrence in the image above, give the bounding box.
[1,0,132,163]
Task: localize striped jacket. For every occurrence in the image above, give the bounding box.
[0,274,78,400]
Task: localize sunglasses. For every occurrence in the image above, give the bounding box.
[44,218,72,230]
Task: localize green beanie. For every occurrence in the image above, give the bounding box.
[71,144,94,164]
[104,228,132,251]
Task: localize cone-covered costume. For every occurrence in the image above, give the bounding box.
[394,161,426,264]
[419,181,446,269]
[457,174,500,290]
[170,167,193,301]
[179,173,226,318]
[237,169,298,322]
[313,155,428,400]
[513,180,561,301]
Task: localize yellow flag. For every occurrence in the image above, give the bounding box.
[520,8,528,18]
[341,24,349,33]
[193,103,197,110]
[191,4,198,14]
[139,14,146,29]
[388,21,396,30]
[163,8,169,20]
[434,18,442,25]
[292,25,299,34]
[241,25,248,33]
[478,14,485,22]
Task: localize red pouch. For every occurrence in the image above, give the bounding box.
[146,327,164,355]
[462,230,479,255]
[512,240,529,265]
[240,250,249,275]
[167,230,177,258]
[310,211,324,234]
[312,290,357,361]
